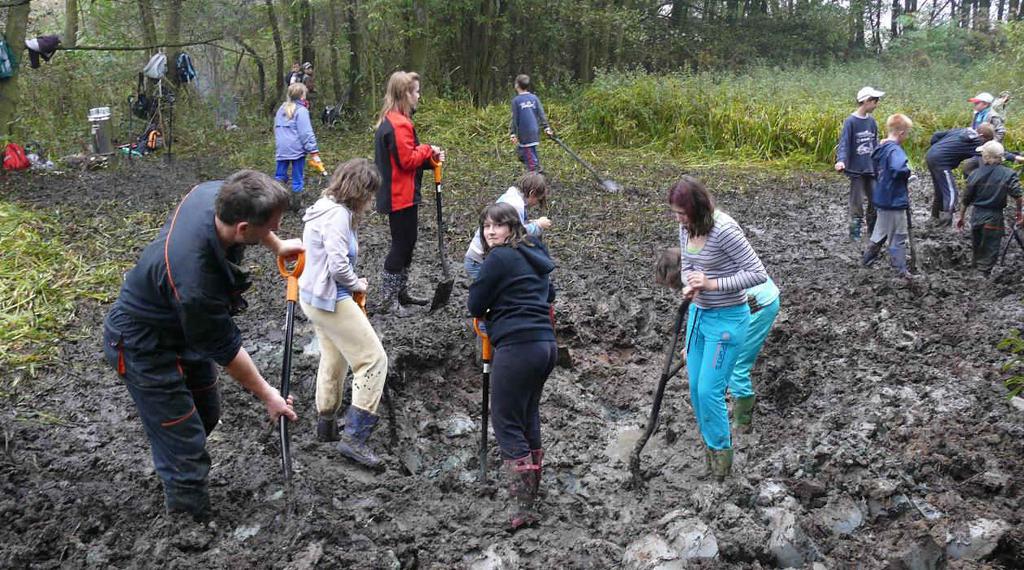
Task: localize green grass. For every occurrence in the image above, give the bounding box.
[0,202,131,383]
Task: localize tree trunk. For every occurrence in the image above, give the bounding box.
[406,0,428,73]
[282,0,300,65]
[997,0,1005,20]
[137,0,158,53]
[345,0,364,114]
[234,38,267,105]
[266,0,286,102]
[891,0,901,37]
[872,0,882,51]
[64,0,79,48]
[0,1,32,137]
[975,0,991,27]
[960,0,972,27]
[328,0,343,104]
[299,0,315,66]
[164,0,183,45]
[1010,0,1019,19]
[670,0,689,26]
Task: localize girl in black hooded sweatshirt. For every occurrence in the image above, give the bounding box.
[467,202,556,531]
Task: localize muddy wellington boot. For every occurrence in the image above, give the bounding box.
[862,240,885,267]
[398,269,429,306]
[504,456,540,530]
[377,271,412,318]
[732,396,756,434]
[710,448,734,483]
[335,405,384,470]
[530,449,544,496]
[316,413,339,442]
[696,446,714,481]
[849,218,862,241]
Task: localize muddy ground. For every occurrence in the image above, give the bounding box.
[2,157,1023,569]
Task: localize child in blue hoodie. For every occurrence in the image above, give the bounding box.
[468,202,556,531]
[509,74,553,172]
[863,114,913,278]
[274,82,321,207]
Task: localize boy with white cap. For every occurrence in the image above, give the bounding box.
[835,86,885,241]
[969,91,1008,142]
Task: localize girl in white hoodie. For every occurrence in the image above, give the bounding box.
[298,158,388,469]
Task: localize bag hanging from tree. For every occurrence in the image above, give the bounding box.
[132,73,153,119]
[143,52,167,79]
[0,35,18,79]
[175,52,197,83]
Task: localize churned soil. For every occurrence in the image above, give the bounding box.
[1,156,1022,568]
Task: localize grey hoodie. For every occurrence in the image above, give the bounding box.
[298,197,360,312]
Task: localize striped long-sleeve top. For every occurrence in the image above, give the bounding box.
[679,210,767,309]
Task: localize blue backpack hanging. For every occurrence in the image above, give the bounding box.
[0,36,18,79]
[176,52,197,83]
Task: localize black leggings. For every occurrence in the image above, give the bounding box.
[385,206,418,273]
[490,340,558,460]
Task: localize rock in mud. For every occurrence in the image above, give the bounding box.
[666,518,718,560]
[286,541,324,570]
[816,497,864,535]
[887,534,946,570]
[756,480,789,506]
[945,517,1011,561]
[467,541,521,570]
[765,507,820,567]
[444,413,476,437]
[622,534,682,570]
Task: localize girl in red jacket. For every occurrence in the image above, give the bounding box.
[373,71,445,316]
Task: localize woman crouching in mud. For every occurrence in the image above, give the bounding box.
[468,203,557,530]
[668,176,767,481]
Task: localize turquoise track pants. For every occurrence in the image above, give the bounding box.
[728,297,780,399]
[686,302,750,451]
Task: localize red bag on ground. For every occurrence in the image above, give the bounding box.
[3,143,30,171]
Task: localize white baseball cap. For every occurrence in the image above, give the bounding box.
[968,92,994,104]
[856,86,885,102]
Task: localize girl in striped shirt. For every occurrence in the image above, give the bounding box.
[669,176,767,481]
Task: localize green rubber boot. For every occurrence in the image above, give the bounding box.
[696,445,713,480]
[732,396,756,434]
[710,448,734,482]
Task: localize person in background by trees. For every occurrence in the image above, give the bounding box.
[101,171,302,521]
[509,74,553,172]
[655,247,780,435]
[274,82,321,210]
[863,114,914,279]
[468,203,557,530]
[962,91,1010,176]
[301,62,317,111]
[669,176,768,482]
[835,86,884,242]
[374,71,445,317]
[298,158,389,469]
[957,140,1024,276]
[286,62,303,86]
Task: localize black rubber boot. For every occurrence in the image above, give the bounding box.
[335,405,384,470]
[530,448,544,496]
[398,269,429,306]
[505,456,540,530]
[377,271,413,317]
[316,414,339,442]
[862,240,885,267]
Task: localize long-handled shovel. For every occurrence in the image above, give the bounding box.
[548,134,622,193]
[428,158,454,313]
[1000,220,1024,265]
[628,299,690,488]
[472,318,492,481]
[276,252,305,485]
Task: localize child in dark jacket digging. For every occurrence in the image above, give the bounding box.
[467,202,556,531]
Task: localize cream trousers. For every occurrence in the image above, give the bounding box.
[300,298,388,415]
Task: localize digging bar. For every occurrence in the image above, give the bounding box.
[629,298,690,487]
[548,134,622,192]
[276,253,306,487]
[472,318,492,482]
[428,158,454,313]
[1000,220,1024,265]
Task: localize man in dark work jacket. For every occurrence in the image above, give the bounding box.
[102,170,302,520]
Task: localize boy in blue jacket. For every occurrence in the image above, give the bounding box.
[863,114,913,277]
[509,75,553,172]
[836,86,884,241]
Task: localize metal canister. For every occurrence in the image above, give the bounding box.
[88,107,114,155]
